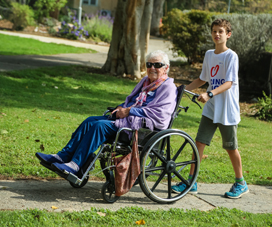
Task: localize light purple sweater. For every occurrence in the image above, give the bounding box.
[114,76,177,131]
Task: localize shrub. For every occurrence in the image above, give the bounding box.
[83,14,113,43]
[251,91,272,121]
[58,17,89,40]
[162,9,212,63]
[201,13,272,76]
[34,0,67,22]
[9,2,35,30]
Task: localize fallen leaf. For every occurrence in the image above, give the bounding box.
[135,219,146,225]
[51,206,58,210]
[26,137,29,139]
[202,155,208,159]
[244,171,249,174]
[32,109,36,112]
[259,176,263,179]
[267,177,272,180]
[35,139,40,142]
[1,113,7,116]
[72,86,81,89]
[40,144,45,151]
[0,130,8,134]
[24,119,29,123]
[97,212,106,217]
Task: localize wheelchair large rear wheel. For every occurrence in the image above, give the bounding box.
[139,129,200,204]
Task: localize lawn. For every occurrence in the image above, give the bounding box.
[0,65,271,185]
[0,33,96,55]
[1,65,272,226]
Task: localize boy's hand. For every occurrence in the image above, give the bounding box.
[197,93,210,103]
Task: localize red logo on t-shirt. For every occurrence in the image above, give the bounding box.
[211,65,219,77]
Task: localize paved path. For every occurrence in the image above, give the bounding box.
[0,180,271,213]
[0,31,272,214]
[0,30,183,72]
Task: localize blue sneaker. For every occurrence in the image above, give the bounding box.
[36,152,63,165]
[225,182,249,199]
[51,162,78,175]
[172,182,198,194]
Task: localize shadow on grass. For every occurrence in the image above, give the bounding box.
[0,65,203,125]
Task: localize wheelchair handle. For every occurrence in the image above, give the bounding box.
[184,89,202,109]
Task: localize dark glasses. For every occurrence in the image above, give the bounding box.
[146,62,165,68]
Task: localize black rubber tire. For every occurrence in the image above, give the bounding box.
[101,181,120,203]
[139,129,200,204]
[69,176,89,188]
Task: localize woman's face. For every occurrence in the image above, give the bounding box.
[146,56,168,83]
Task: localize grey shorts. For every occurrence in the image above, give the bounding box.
[195,115,238,150]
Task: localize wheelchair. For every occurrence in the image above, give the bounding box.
[57,85,201,204]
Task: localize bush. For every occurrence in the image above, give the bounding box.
[83,14,113,43]
[201,13,272,77]
[58,17,89,40]
[9,2,35,30]
[34,0,67,22]
[251,91,272,121]
[162,9,212,63]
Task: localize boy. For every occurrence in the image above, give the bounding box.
[172,19,249,199]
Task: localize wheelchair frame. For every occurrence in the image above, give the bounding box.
[60,85,201,204]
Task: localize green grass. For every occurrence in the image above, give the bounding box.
[0,65,272,185]
[0,33,96,55]
[0,207,272,226]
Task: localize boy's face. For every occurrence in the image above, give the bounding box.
[211,25,231,45]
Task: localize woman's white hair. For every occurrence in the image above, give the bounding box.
[146,50,170,74]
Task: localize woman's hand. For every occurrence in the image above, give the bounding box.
[111,106,131,119]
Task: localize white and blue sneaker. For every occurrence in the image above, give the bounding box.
[172,182,198,194]
[225,182,249,199]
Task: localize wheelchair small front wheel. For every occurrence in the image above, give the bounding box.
[69,176,89,188]
[139,129,200,204]
[101,181,120,203]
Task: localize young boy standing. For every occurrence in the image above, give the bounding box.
[172,19,249,198]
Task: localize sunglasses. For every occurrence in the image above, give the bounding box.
[146,62,165,68]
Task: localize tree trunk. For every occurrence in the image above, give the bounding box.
[102,0,154,80]
[150,0,165,36]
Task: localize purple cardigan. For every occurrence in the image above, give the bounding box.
[114,76,177,131]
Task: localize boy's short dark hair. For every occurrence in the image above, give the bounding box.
[211,19,232,34]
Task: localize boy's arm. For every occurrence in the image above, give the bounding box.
[186,78,206,91]
[198,81,233,103]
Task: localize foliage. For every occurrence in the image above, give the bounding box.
[0,207,272,226]
[251,91,272,121]
[58,17,89,40]
[162,9,212,63]
[0,33,95,55]
[83,14,113,43]
[34,0,67,22]
[0,65,272,185]
[9,2,35,30]
[165,0,272,14]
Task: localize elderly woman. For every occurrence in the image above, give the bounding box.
[36,50,177,176]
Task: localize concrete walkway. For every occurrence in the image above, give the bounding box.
[0,30,183,72]
[0,180,271,213]
[0,31,272,214]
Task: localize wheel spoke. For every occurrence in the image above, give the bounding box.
[172,140,188,161]
[168,173,172,199]
[151,170,167,191]
[166,137,171,160]
[173,170,189,186]
[144,165,165,173]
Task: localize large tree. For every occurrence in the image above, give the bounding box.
[102,0,154,80]
[150,0,165,36]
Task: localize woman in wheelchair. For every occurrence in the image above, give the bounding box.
[35,50,177,178]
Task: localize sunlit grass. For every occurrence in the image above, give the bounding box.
[0,33,96,55]
[0,65,271,186]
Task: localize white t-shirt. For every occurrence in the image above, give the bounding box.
[200,49,240,125]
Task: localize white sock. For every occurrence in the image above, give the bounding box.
[52,154,63,163]
[65,161,79,172]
